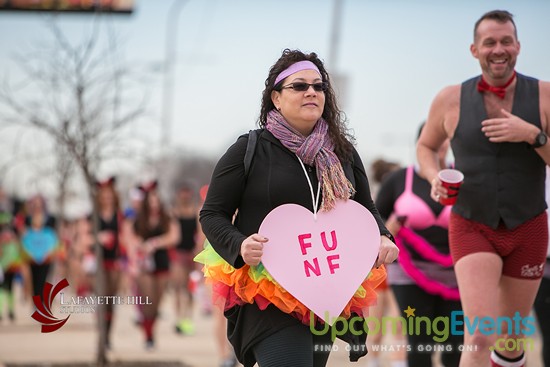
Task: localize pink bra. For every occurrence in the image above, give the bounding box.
[393,166,451,230]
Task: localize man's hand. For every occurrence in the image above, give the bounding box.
[481,109,539,143]
[430,175,447,203]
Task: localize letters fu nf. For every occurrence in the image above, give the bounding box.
[298,230,340,276]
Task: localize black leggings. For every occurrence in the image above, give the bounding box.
[392,283,462,367]
[1,271,16,292]
[252,323,333,367]
[30,262,51,297]
[534,274,550,367]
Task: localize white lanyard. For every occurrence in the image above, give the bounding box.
[296,156,321,221]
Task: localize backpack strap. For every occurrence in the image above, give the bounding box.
[244,129,260,178]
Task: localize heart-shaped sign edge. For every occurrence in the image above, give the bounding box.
[258,200,380,325]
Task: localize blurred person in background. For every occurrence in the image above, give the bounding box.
[0,210,23,322]
[0,187,21,321]
[76,176,126,349]
[18,195,59,300]
[171,182,200,335]
[366,158,406,367]
[377,123,462,367]
[370,158,401,198]
[533,166,550,367]
[125,180,180,349]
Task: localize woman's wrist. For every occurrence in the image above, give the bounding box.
[381,232,395,243]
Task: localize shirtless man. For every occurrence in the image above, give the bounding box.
[417,10,550,367]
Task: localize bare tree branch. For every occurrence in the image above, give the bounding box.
[0,18,150,366]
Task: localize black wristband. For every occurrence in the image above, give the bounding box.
[381,232,395,243]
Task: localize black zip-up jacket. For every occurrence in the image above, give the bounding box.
[200,129,391,366]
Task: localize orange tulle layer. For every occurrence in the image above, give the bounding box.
[194,242,386,325]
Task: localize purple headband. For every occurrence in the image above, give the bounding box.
[274,60,321,86]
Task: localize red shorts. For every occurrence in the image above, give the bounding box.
[449,211,548,279]
[103,259,121,272]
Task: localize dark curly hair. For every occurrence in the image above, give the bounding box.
[258,49,354,161]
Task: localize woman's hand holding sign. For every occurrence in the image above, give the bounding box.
[375,235,399,268]
[240,234,269,266]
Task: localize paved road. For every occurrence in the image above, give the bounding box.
[0,282,366,367]
[0,281,544,367]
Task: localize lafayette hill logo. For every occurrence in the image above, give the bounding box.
[32,278,71,333]
[31,278,153,333]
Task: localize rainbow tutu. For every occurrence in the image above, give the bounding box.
[194,241,386,325]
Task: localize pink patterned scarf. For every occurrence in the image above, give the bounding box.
[266,109,355,211]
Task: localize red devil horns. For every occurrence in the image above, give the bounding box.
[138,180,158,193]
[95,176,116,188]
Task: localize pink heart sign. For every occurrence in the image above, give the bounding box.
[258,200,380,325]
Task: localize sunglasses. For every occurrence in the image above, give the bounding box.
[281,82,328,92]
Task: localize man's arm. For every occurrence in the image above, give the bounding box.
[536,80,550,165]
[417,86,456,183]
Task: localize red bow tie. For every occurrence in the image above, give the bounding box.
[477,71,516,99]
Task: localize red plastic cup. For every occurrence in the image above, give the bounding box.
[438,169,464,205]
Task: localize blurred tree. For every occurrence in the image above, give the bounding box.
[155,150,216,199]
[0,18,148,366]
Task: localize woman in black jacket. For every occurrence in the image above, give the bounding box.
[198,49,398,367]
